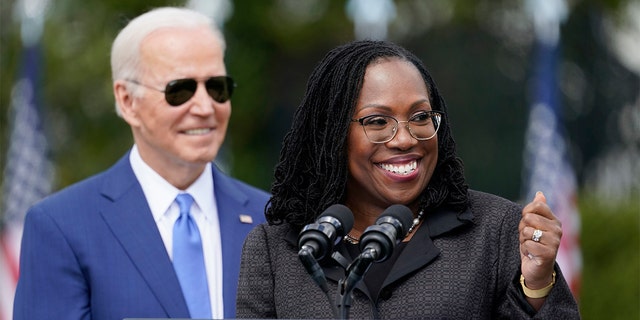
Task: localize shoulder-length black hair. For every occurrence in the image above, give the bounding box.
[267,40,468,228]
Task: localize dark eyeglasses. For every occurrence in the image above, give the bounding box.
[351,110,444,143]
[126,76,236,106]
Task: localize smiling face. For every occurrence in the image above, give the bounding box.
[115,26,230,188]
[345,58,438,216]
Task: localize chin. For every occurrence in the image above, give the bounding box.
[179,152,216,165]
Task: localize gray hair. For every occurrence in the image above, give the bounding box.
[110,7,226,115]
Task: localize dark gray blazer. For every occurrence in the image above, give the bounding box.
[237,190,580,319]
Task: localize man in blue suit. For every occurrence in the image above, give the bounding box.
[13,7,269,320]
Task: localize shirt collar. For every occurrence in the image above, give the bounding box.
[183,163,215,222]
[129,145,215,223]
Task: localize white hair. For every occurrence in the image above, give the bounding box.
[110,7,226,114]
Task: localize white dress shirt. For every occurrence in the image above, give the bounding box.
[129,145,223,318]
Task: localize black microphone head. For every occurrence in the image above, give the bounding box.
[317,204,354,238]
[358,204,413,263]
[377,204,414,239]
[298,204,354,261]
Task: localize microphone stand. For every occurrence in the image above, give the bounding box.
[301,205,411,319]
[299,247,339,318]
[336,248,377,319]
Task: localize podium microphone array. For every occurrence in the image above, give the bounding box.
[297,204,414,319]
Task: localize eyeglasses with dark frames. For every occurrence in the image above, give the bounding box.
[351,110,444,143]
[125,76,236,106]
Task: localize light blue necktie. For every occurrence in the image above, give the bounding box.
[173,193,212,319]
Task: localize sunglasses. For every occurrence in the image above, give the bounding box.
[127,76,235,106]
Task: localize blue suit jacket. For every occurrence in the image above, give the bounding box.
[13,152,269,320]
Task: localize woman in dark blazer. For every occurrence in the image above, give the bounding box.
[237,40,580,319]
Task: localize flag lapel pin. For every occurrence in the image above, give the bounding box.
[239,214,253,224]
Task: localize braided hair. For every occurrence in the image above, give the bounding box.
[267,40,469,229]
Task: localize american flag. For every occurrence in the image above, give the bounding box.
[0,16,54,320]
[522,0,582,298]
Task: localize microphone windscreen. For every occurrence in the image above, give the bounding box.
[379,204,414,237]
[319,204,354,236]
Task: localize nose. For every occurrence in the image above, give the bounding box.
[189,82,215,115]
[386,121,417,148]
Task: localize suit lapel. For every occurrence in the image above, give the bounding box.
[382,224,440,287]
[212,165,250,318]
[382,206,474,289]
[98,154,190,318]
[382,206,473,288]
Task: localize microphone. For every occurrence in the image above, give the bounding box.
[298,204,353,316]
[298,204,354,262]
[358,204,414,262]
[337,204,414,318]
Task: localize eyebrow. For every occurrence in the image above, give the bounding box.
[356,98,432,113]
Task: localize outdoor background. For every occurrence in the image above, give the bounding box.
[1,0,638,319]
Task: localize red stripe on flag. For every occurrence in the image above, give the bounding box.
[1,232,20,283]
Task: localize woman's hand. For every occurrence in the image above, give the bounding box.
[518,191,562,308]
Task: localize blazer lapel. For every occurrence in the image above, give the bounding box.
[309,206,474,296]
[321,226,441,299]
[382,224,440,287]
[383,206,474,287]
[98,154,189,318]
[212,164,252,318]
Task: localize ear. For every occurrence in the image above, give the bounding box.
[114,80,141,127]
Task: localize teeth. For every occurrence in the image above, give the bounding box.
[184,128,211,135]
[379,160,417,175]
